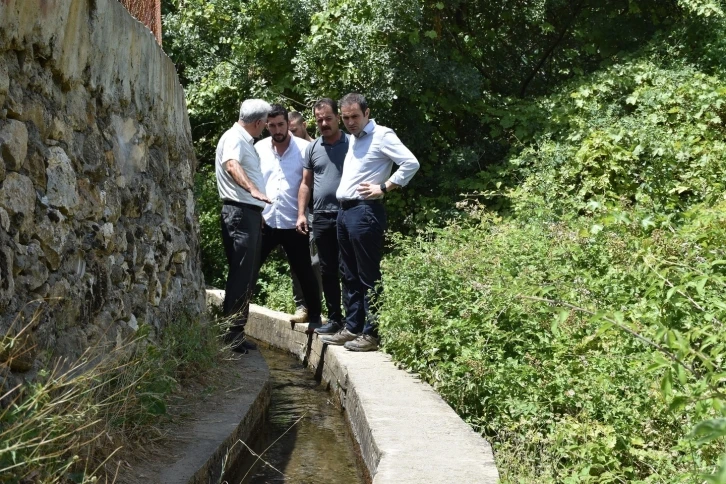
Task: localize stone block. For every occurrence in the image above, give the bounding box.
[20,98,50,139]
[0,57,8,107]
[5,80,23,119]
[34,209,70,271]
[75,178,104,220]
[0,246,14,307]
[24,126,49,189]
[0,119,28,170]
[45,146,78,214]
[16,240,48,291]
[81,133,108,181]
[49,116,71,141]
[0,207,9,232]
[0,172,35,234]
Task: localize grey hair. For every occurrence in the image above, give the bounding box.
[239,99,272,124]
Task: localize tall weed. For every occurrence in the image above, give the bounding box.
[0,309,218,483]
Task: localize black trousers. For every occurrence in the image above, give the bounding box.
[290,216,323,308]
[311,212,344,324]
[259,225,322,320]
[221,203,263,335]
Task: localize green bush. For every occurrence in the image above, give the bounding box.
[380,202,726,482]
[379,47,726,482]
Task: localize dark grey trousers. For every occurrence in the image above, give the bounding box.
[221,202,263,335]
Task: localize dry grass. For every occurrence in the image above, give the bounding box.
[0,303,220,484]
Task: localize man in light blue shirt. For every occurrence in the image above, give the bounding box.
[321,93,420,351]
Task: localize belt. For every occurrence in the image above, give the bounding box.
[223,200,264,212]
[339,199,382,210]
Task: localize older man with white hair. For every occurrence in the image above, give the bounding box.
[216,99,272,353]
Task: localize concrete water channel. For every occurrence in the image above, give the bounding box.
[124,293,499,483]
[225,347,365,483]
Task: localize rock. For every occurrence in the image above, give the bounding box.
[0,119,28,170]
[16,240,48,291]
[20,99,49,139]
[0,172,35,234]
[5,80,23,119]
[34,209,70,270]
[49,117,70,142]
[24,127,49,190]
[0,207,9,232]
[172,251,187,264]
[45,147,78,214]
[6,333,37,373]
[127,314,139,331]
[101,181,121,223]
[0,246,14,306]
[0,58,8,107]
[99,222,114,251]
[81,133,108,181]
[148,273,161,306]
[75,178,104,221]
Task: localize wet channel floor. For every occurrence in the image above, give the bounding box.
[226,346,365,484]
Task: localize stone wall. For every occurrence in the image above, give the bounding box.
[0,0,204,369]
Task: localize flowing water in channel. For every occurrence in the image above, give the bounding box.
[226,346,365,484]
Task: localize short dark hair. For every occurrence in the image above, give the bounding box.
[288,111,305,123]
[313,98,338,115]
[268,103,288,121]
[339,93,367,113]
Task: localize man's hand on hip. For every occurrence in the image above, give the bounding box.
[357,182,383,199]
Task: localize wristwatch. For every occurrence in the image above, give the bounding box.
[380,183,388,194]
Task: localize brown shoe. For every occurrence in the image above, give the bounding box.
[320,328,358,346]
[344,334,379,352]
[290,306,309,324]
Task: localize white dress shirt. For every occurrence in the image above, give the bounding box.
[336,119,420,201]
[255,135,310,229]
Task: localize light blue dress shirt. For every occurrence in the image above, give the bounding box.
[335,119,420,201]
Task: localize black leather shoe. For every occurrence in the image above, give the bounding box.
[226,333,257,353]
[314,321,342,335]
[238,338,257,351]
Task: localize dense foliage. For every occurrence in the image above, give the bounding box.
[162,0,726,481]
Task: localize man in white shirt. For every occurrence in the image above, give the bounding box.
[288,111,322,325]
[255,104,323,332]
[216,99,272,353]
[321,93,420,351]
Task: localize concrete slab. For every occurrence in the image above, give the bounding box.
[242,302,500,484]
[118,349,270,484]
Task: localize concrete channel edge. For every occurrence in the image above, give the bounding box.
[206,289,500,484]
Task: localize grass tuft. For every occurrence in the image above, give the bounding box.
[0,304,220,483]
